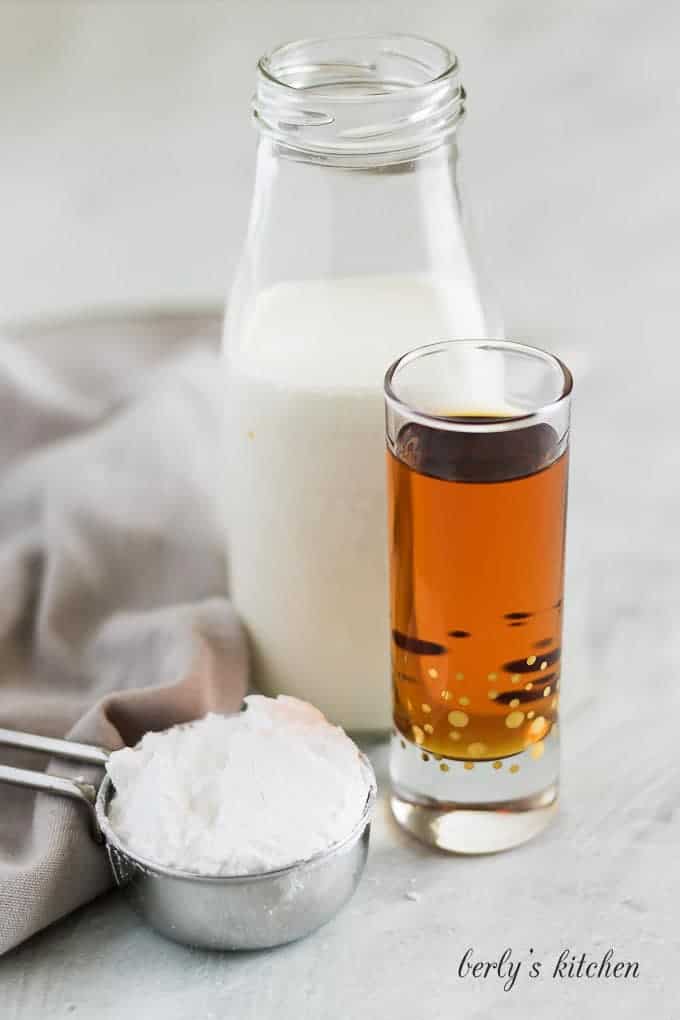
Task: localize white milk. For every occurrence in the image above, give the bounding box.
[223,273,488,732]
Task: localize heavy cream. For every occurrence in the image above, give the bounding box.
[223,273,488,732]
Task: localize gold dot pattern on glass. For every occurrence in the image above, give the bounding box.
[421,752,430,762]
[509,764,520,774]
[528,716,547,737]
[531,741,545,760]
[493,760,503,770]
[464,762,474,771]
[439,762,450,772]
[448,710,469,728]
[394,629,562,759]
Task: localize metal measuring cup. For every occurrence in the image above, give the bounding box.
[0,726,377,950]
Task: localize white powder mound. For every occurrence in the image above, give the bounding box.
[105,695,371,876]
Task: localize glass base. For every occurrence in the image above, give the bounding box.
[391,784,558,854]
[389,727,559,853]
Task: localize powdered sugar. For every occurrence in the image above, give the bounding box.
[106,695,371,876]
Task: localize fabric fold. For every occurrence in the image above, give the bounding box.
[0,315,248,954]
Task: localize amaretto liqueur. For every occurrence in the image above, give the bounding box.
[389,418,567,762]
[385,340,572,853]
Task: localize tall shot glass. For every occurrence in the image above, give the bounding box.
[384,340,572,853]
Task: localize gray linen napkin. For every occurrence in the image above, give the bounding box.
[0,315,248,955]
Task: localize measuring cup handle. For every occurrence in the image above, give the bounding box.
[0,727,109,766]
[0,763,104,842]
[0,728,109,843]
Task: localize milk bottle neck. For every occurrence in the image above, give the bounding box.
[244,137,482,295]
[253,35,465,169]
[231,34,496,334]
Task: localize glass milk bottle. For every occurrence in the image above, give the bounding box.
[223,35,495,734]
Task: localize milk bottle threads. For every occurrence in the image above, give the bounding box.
[223,35,495,733]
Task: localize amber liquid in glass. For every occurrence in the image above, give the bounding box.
[387,415,568,762]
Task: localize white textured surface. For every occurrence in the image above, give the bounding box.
[1,0,679,1015]
[106,698,370,875]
